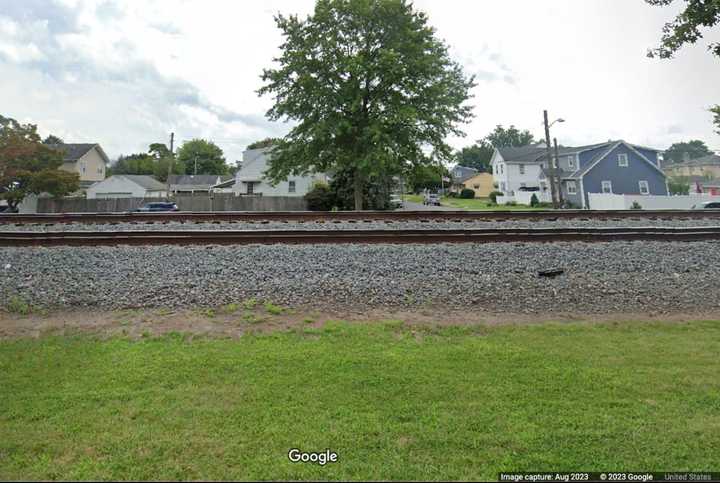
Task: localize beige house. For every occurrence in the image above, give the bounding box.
[459,172,494,198]
[663,154,720,179]
[48,143,109,186]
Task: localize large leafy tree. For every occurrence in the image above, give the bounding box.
[646,0,720,59]
[406,163,449,192]
[108,153,156,176]
[259,0,475,210]
[664,139,713,163]
[0,116,79,210]
[176,139,228,176]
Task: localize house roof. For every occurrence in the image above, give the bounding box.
[451,165,478,181]
[47,143,110,164]
[565,140,666,179]
[118,175,167,191]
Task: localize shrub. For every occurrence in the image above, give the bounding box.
[630,201,643,210]
[459,188,475,199]
[505,201,517,206]
[530,193,539,207]
[6,296,30,315]
[489,191,503,204]
[304,182,335,211]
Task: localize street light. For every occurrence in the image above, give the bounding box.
[543,111,566,208]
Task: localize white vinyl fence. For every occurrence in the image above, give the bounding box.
[588,193,719,210]
[496,191,551,206]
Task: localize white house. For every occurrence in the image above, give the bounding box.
[229,147,326,196]
[490,144,550,196]
[86,175,168,199]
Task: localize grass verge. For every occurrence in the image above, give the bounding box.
[1,320,719,480]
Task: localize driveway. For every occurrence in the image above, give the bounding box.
[398,200,458,211]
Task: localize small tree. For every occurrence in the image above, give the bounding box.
[0,117,79,209]
[305,181,336,211]
[530,193,539,207]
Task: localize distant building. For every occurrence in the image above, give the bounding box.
[86,175,167,199]
[47,143,109,187]
[491,140,667,208]
[458,172,494,198]
[168,175,234,195]
[228,147,326,196]
[663,154,720,179]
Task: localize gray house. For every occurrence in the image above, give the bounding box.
[492,140,667,208]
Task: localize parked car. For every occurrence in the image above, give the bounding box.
[135,202,179,212]
[691,201,720,209]
[389,194,403,209]
[423,193,441,206]
[0,205,18,214]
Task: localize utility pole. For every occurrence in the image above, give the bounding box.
[166,132,174,200]
[553,137,563,206]
[543,110,558,209]
[194,155,198,176]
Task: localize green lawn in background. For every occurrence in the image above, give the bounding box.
[2,320,719,480]
[401,194,549,210]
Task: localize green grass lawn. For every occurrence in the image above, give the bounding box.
[402,194,550,210]
[2,320,719,480]
[441,197,549,211]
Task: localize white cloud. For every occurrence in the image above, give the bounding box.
[0,0,719,165]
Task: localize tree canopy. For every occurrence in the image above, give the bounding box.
[108,144,185,182]
[664,140,713,163]
[711,105,720,135]
[259,0,475,209]
[484,125,536,148]
[646,0,720,59]
[0,116,79,209]
[176,139,228,176]
[453,142,494,172]
[42,134,64,145]
[247,138,281,150]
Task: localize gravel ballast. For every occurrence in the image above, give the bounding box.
[1,241,719,314]
[3,218,720,232]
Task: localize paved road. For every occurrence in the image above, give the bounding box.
[398,200,458,211]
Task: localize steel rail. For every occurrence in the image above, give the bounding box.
[3,226,720,246]
[2,209,720,225]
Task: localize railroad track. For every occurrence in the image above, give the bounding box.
[3,226,720,246]
[1,209,720,225]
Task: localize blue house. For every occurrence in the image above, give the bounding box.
[552,140,667,208]
[492,140,668,208]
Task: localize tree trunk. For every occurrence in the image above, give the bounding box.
[353,168,363,211]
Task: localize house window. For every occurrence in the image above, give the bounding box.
[567,156,575,169]
[500,164,504,174]
[567,181,577,194]
[247,182,254,194]
[601,180,613,193]
[639,180,649,195]
[289,180,296,193]
[473,184,480,189]
[540,181,547,192]
[519,164,525,175]
[618,153,628,167]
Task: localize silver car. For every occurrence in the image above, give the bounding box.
[691,201,720,209]
[423,193,441,206]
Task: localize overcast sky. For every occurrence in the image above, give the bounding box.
[1,0,719,165]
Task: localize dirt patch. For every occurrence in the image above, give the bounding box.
[2,304,720,340]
